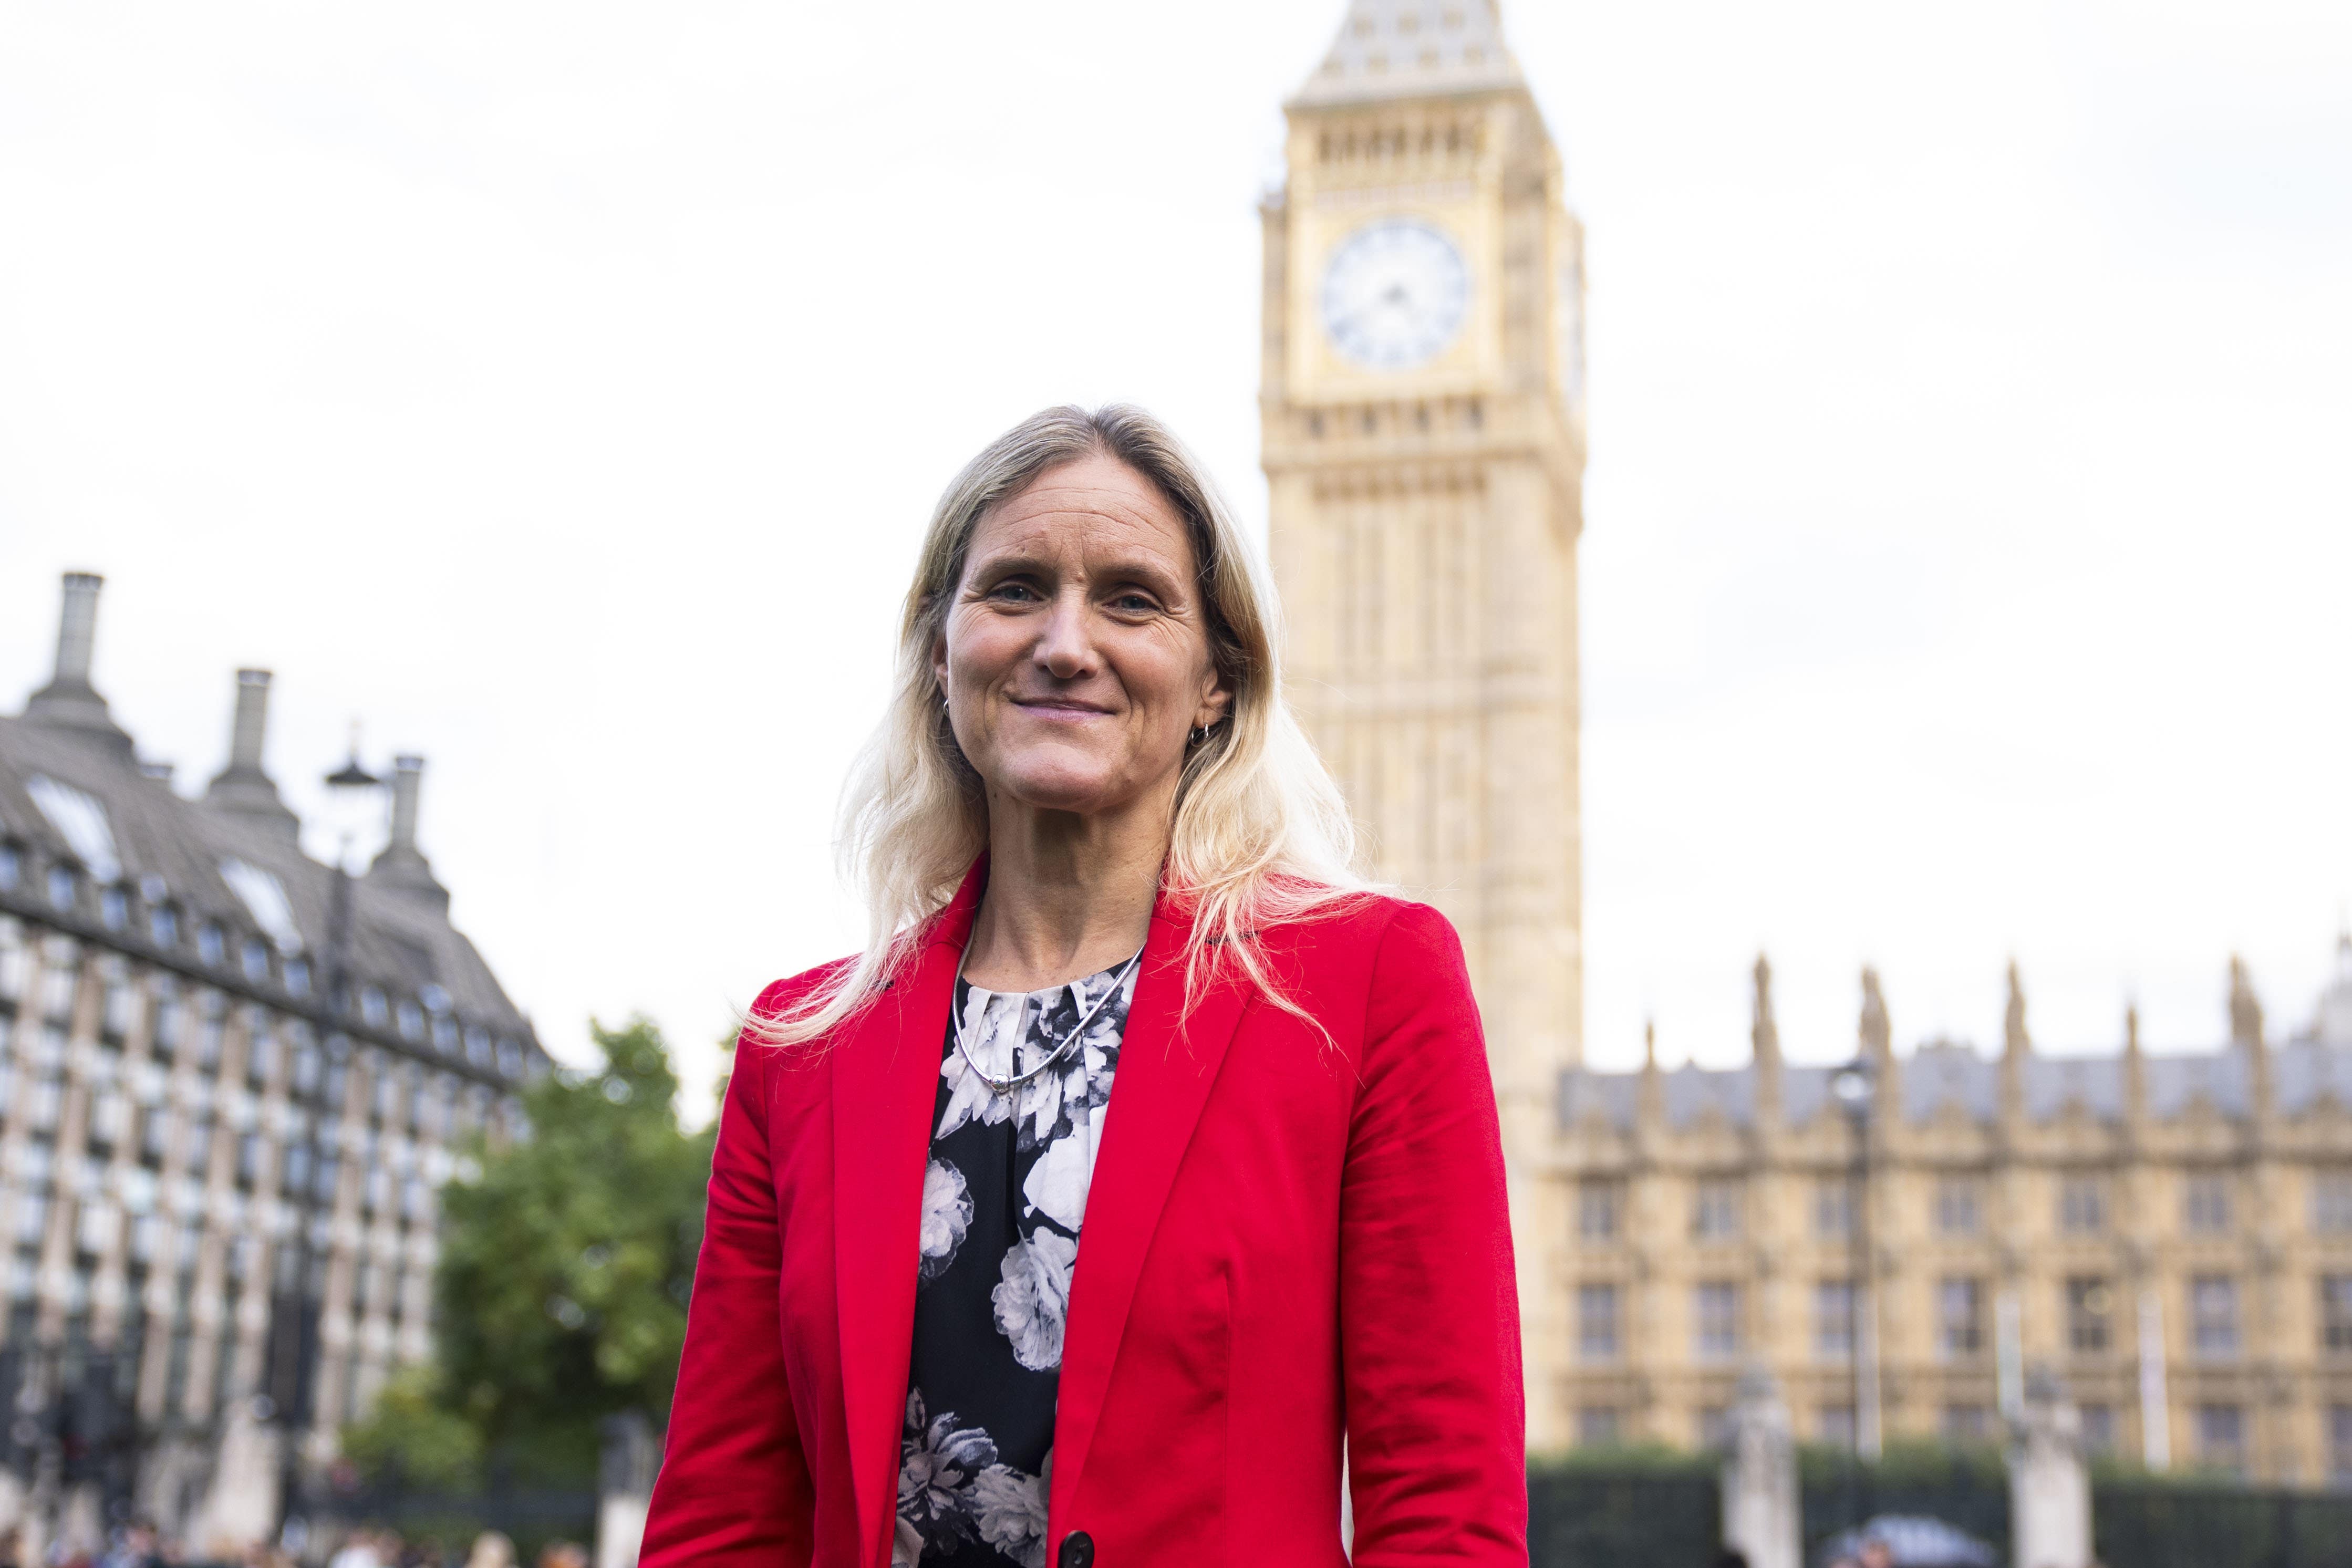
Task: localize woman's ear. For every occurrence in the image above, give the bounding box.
[1195,672,1236,731]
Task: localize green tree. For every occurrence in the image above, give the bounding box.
[346,1016,714,1484]
[338,1366,484,1490]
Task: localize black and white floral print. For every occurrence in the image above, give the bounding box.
[971,1453,1051,1568]
[897,1390,997,1554]
[892,1389,1052,1568]
[918,1159,973,1285]
[991,1229,1076,1372]
[895,957,1137,1566]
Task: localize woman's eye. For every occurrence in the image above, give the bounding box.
[989,581,1041,602]
[1108,593,1158,613]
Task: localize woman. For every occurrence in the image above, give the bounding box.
[641,406,1524,1568]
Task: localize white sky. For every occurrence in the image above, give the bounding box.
[3,1,2347,1117]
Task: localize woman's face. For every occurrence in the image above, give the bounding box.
[934,451,1231,822]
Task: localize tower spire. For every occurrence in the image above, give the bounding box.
[1291,0,1525,107]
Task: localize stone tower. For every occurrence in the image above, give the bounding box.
[1262,0,1586,1445]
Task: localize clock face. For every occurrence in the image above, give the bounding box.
[1318,218,1470,371]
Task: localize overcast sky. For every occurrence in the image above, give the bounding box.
[4,0,2347,1115]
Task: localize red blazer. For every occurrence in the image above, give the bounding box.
[640,863,1525,1567]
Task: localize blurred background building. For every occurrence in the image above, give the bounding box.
[1555,951,2352,1487]
[1263,0,2352,1487]
[0,573,544,1552]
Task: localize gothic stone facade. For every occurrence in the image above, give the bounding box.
[1262,0,1588,1447]
[1554,954,2352,1487]
[0,574,543,1551]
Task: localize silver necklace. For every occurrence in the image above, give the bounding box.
[952,949,1143,1096]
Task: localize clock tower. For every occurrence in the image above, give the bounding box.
[1262,0,1584,1445]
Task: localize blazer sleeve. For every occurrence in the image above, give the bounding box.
[1339,902,1528,1564]
[640,982,815,1567]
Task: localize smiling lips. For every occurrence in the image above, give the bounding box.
[1008,694,1113,720]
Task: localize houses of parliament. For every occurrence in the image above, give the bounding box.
[1264,0,2352,1485]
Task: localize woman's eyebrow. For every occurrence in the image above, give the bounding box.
[964,548,1054,579]
[1093,556,1187,593]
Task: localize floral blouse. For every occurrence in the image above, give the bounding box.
[893,957,1140,1568]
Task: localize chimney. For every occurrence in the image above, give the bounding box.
[229,669,270,773]
[22,572,134,756]
[202,669,301,840]
[54,573,100,688]
[367,755,450,914]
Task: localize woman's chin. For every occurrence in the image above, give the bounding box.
[991,759,1154,820]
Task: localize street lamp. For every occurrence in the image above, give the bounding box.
[320,738,384,1017]
[269,740,384,1543]
[1829,1061,1882,1463]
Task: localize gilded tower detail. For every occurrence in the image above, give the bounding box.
[1262,0,1586,1446]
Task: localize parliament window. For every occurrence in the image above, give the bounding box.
[2059,1176,2107,1234]
[1935,1177,1982,1235]
[2322,1276,2352,1355]
[1577,1407,1620,1448]
[2197,1404,2246,1474]
[2316,1172,2352,1234]
[1816,1279,1856,1358]
[2192,1275,2240,1358]
[1693,1179,1742,1241]
[1940,1278,1986,1358]
[2331,1406,2352,1489]
[2080,1403,2117,1456]
[1695,1282,1742,1359]
[1815,1179,1856,1238]
[2185,1173,2232,1234]
[1578,1283,1620,1362]
[2067,1276,2113,1354]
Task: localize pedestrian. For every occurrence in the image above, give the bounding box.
[640,404,1525,1565]
[460,1534,513,1568]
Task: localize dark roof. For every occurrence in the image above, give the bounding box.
[0,708,536,1081]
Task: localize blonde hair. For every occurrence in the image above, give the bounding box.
[751,403,1366,1048]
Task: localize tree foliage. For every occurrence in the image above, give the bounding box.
[338,1366,484,1490]
[344,1017,714,1484]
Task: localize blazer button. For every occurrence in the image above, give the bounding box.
[1058,1532,1094,1568]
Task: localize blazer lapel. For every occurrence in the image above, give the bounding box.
[833,860,985,1567]
[1049,894,1249,1523]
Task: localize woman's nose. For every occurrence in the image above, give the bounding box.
[1032,594,1095,679]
